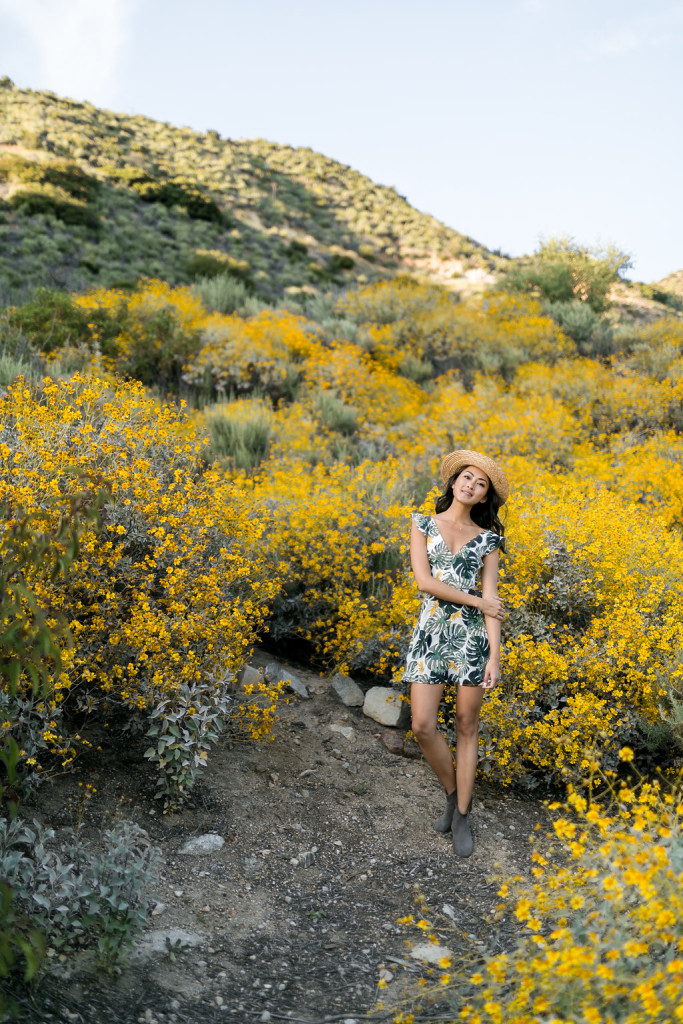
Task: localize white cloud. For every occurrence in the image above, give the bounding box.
[587,4,683,60]
[0,0,137,103]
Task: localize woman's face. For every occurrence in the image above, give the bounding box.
[453,465,490,504]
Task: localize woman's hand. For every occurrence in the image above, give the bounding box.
[479,596,505,619]
[481,659,501,689]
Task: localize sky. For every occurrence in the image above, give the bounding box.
[0,0,681,282]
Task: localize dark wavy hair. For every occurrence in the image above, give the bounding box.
[435,468,505,548]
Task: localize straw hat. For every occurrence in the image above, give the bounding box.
[440,449,509,505]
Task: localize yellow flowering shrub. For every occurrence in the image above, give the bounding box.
[0,374,288,806]
[182,308,322,400]
[399,772,683,1023]
[7,274,683,789]
[479,476,683,783]
[514,358,683,435]
[336,279,572,380]
[73,278,207,388]
[462,775,683,1024]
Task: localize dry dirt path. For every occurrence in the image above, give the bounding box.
[19,654,547,1024]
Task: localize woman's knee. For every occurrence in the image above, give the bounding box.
[412,715,437,744]
[455,711,479,739]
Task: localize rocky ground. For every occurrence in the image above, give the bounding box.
[15,654,550,1024]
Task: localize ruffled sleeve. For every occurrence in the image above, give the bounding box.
[483,531,504,556]
[410,512,432,536]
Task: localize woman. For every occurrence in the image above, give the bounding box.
[403,449,508,857]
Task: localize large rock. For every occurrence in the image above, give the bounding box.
[239,664,263,688]
[331,672,364,707]
[265,661,310,699]
[362,687,410,728]
[179,833,225,855]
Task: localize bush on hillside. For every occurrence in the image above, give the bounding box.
[503,236,632,313]
[132,179,225,224]
[185,249,251,281]
[545,299,597,344]
[337,278,572,383]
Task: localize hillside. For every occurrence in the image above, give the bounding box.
[0,78,504,301]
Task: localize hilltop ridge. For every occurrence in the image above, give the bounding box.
[0,79,503,300]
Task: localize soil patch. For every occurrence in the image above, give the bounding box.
[15,654,548,1024]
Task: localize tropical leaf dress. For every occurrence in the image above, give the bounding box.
[403,513,503,687]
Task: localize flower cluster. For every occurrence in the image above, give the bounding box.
[0,373,288,804]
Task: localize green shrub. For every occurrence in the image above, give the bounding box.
[504,236,631,312]
[0,156,99,203]
[7,288,97,353]
[193,273,251,313]
[208,401,273,469]
[0,350,41,386]
[285,240,308,260]
[328,253,355,272]
[314,390,358,435]
[0,817,160,967]
[9,189,100,231]
[132,179,224,224]
[185,249,250,281]
[545,299,597,344]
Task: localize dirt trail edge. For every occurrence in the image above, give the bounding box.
[19,655,547,1024]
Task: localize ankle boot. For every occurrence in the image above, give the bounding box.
[452,807,473,857]
[433,792,473,833]
[433,789,457,833]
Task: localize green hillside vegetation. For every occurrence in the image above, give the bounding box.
[0,78,506,302]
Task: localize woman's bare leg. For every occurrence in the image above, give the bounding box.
[410,683,456,792]
[454,685,484,813]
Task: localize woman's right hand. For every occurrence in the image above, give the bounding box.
[480,596,505,619]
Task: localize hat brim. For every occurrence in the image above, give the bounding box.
[440,449,508,505]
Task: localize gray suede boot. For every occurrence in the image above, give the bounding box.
[451,807,473,857]
[433,789,457,833]
[433,791,473,833]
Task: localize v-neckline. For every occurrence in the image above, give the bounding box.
[431,517,488,558]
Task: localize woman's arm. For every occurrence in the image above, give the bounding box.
[410,523,505,620]
[481,548,502,688]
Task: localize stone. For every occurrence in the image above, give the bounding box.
[264,661,280,683]
[331,672,364,707]
[281,669,309,699]
[179,833,225,855]
[265,661,309,699]
[239,664,263,688]
[151,901,166,917]
[329,723,355,741]
[409,942,454,965]
[134,927,204,959]
[380,729,404,755]
[363,687,410,728]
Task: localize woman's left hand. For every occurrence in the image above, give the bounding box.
[481,660,501,689]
